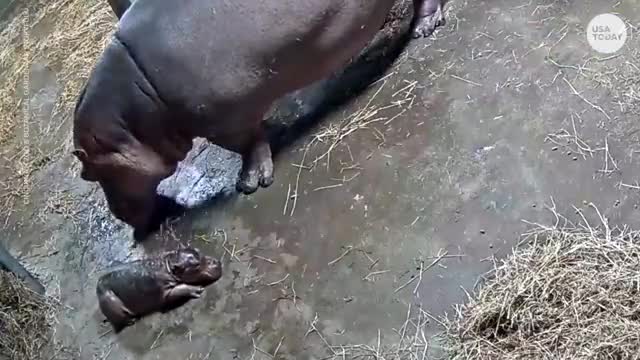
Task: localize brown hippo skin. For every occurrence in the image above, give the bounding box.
[72,0,445,238]
[96,248,222,333]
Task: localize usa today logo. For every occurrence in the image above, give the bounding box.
[587,13,629,54]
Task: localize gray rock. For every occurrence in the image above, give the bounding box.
[157,138,241,208]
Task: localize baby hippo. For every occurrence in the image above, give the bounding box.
[96,247,222,333]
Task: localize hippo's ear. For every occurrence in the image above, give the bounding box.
[72,149,88,162]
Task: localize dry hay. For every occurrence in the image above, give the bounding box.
[310,75,417,168]
[0,0,115,220]
[444,206,640,359]
[0,0,115,142]
[283,72,418,217]
[0,271,62,360]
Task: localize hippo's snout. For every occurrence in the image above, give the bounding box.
[127,195,185,241]
[181,256,222,287]
[202,256,222,282]
[167,248,223,286]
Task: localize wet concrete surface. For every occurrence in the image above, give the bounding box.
[4,0,640,358]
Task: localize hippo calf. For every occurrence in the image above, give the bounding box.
[96,248,222,333]
[73,0,445,238]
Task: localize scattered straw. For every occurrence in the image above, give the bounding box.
[544,113,595,160]
[328,245,355,266]
[309,78,412,169]
[283,66,419,214]
[450,74,483,87]
[0,0,115,138]
[0,271,65,359]
[0,0,116,221]
[562,77,611,121]
[394,250,448,294]
[39,188,77,222]
[444,205,640,359]
[306,305,432,359]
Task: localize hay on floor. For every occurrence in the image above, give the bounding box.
[444,209,640,359]
[0,0,115,144]
[0,0,116,221]
[0,270,59,360]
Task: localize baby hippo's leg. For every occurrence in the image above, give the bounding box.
[413,0,446,38]
[98,289,135,333]
[161,284,204,313]
[237,127,274,195]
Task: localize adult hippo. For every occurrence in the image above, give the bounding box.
[72,0,445,238]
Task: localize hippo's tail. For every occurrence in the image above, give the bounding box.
[0,242,45,295]
[265,0,418,154]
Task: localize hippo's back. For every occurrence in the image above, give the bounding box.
[115,0,394,116]
[97,258,170,314]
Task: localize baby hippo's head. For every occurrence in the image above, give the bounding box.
[165,248,222,286]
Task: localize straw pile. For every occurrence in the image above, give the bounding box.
[0,271,59,360]
[444,209,640,359]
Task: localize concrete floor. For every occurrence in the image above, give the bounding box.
[4,0,640,359]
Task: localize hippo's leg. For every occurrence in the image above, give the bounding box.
[412,0,445,38]
[107,0,131,19]
[98,290,135,333]
[161,284,204,313]
[236,128,274,195]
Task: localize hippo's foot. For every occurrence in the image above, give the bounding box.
[98,290,135,333]
[237,138,274,195]
[412,0,445,38]
[161,284,205,313]
[169,284,205,299]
